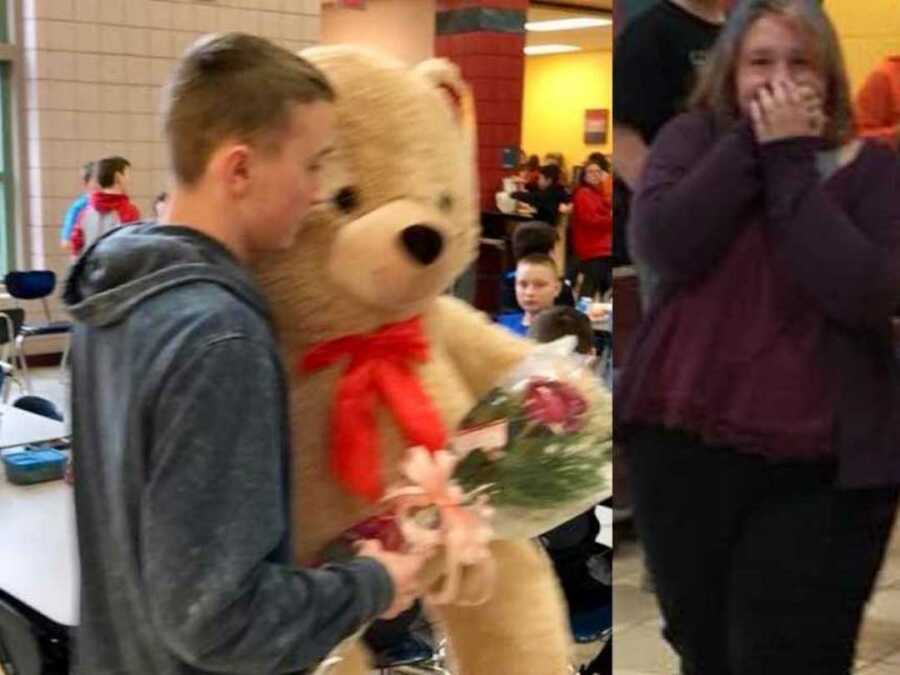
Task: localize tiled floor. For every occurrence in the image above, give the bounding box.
[613,521,900,674]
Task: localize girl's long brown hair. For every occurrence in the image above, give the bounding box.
[690,0,854,148]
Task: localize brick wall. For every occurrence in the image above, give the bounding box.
[434,0,527,211]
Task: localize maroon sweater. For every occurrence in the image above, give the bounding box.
[616,111,900,488]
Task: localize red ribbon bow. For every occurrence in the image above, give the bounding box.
[299,316,448,502]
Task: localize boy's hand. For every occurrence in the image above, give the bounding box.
[357,540,428,619]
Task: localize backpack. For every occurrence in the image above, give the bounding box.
[71,207,121,255]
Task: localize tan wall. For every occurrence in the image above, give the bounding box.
[16,0,322,334]
[320,0,435,66]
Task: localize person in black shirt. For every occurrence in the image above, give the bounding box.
[610,0,725,608]
[612,0,725,265]
[511,164,571,228]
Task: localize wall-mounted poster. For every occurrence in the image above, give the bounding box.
[501,146,520,170]
[585,109,609,145]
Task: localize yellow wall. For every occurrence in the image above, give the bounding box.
[521,50,613,171]
[825,0,900,94]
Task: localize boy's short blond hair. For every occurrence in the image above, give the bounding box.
[162,33,335,186]
[517,253,558,277]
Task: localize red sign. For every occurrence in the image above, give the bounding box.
[339,0,366,7]
[584,109,608,145]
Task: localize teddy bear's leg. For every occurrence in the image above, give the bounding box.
[325,638,370,675]
[429,539,572,675]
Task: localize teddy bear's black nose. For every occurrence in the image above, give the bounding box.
[400,224,444,266]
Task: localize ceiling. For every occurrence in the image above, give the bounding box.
[526,1,613,53]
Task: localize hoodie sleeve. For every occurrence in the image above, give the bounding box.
[143,335,394,673]
[629,113,761,285]
[121,201,141,225]
[61,194,88,243]
[760,139,900,328]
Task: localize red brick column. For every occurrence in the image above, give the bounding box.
[435,0,527,211]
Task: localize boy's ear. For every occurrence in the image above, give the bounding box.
[211,143,253,198]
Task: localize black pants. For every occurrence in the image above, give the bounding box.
[578,257,611,299]
[628,426,898,675]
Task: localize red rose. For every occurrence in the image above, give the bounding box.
[523,378,588,433]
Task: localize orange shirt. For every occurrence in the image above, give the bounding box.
[601,173,613,199]
[855,55,900,150]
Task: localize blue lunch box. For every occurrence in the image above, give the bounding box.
[2,449,67,485]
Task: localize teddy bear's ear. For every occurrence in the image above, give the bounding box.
[414,58,476,134]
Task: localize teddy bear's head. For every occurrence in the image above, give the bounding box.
[258,46,481,346]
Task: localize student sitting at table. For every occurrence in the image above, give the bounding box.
[497,253,560,337]
[531,303,610,386]
[510,165,570,227]
[528,305,609,667]
[499,221,575,312]
[528,305,597,369]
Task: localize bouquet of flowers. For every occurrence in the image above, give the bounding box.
[449,336,611,539]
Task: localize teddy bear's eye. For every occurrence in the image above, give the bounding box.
[334,186,359,213]
[438,192,454,213]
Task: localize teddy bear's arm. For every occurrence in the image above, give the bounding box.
[433,295,532,399]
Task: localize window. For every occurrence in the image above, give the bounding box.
[0,0,15,276]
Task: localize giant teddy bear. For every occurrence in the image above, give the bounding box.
[256,45,605,674]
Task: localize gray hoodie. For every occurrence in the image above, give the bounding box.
[64,223,393,674]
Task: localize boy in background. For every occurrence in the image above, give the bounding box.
[529,305,610,674]
[70,155,141,255]
[497,253,561,337]
[529,305,596,367]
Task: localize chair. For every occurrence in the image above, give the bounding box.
[364,602,450,674]
[12,395,64,422]
[0,360,11,403]
[0,595,42,675]
[0,308,26,401]
[0,590,70,675]
[372,633,447,674]
[4,271,73,391]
